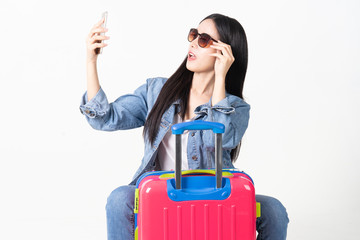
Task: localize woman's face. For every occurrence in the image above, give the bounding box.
[186,19,220,74]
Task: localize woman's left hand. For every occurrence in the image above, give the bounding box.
[209,40,235,79]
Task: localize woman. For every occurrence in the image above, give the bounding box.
[80,13,289,240]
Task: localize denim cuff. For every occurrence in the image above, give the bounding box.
[194,96,235,116]
[79,87,109,118]
[212,97,235,114]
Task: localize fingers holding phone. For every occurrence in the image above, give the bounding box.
[96,11,108,54]
[86,12,109,62]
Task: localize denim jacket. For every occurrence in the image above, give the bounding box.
[80,77,250,185]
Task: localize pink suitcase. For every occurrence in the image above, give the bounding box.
[134,121,260,240]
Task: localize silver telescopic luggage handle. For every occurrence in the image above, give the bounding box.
[171,121,225,189]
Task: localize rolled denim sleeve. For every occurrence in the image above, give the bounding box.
[79,82,149,131]
[80,88,109,119]
[195,95,250,150]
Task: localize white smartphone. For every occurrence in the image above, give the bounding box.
[96,11,108,55]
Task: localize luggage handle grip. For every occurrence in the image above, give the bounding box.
[171,121,224,190]
[171,120,225,135]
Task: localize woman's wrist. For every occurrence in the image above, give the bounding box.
[86,57,97,65]
[212,76,226,106]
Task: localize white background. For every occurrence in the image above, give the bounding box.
[0,0,359,239]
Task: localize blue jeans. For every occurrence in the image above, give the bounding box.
[106,185,289,240]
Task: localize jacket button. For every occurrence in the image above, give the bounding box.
[192,156,198,161]
[191,132,195,137]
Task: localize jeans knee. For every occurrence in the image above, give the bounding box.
[106,185,135,215]
[257,195,289,226]
[256,195,289,240]
[270,197,289,224]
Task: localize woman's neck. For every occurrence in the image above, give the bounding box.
[184,72,215,120]
[191,72,215,96]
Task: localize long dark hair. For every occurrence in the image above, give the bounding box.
[143,13,248,161]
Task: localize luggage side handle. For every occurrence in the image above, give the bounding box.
[171,120,225,189]
[159,169,234,179]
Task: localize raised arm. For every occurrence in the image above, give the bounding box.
[85,16,110,101]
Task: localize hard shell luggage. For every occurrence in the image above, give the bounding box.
[134,121,260,240]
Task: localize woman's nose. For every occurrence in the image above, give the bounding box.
[190,37,198,48]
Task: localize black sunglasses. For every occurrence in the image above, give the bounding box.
[187,28,218,48]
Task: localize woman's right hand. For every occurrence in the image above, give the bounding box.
[86,16,110,63]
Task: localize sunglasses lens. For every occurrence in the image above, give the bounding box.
[198,34,211,48]
[188,29,214,48]
[188,29,198,42]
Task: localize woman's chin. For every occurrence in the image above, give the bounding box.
[186,59,215,74]
[186,61,199,72]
